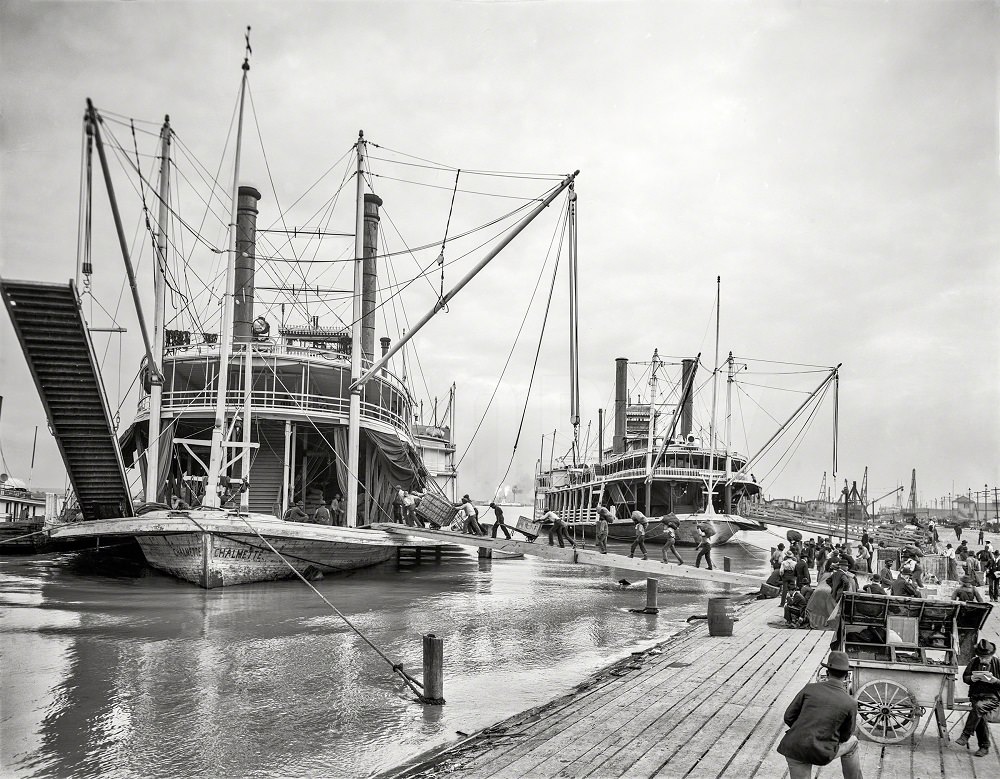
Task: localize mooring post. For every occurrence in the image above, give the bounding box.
[415,546,422,563]
[422,633,445,704]
[723,557,731,572]
[478,547,492,559]
[645,578,659,613]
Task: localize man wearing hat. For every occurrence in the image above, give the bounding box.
[777,650,861,778]
[889,569,921,598]
[829,559,855,602]
[957,638,1000,757]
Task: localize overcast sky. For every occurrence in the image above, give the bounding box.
[1,1,997,511]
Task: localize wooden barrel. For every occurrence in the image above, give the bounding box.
[708,597,735,637]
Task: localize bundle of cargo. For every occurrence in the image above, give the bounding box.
[415,492,459,529]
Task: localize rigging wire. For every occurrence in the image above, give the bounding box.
[368,141,566,180]
[491,199,569,498]
[455,193,570,471]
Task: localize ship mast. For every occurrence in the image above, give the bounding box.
[204,38,251,509]
[723,351,734,514]
[345,132,367,527]
[145,116,171,503]
[706,276,721,515]
[568,184,580,465]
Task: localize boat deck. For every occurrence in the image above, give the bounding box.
[393,595,1000,778]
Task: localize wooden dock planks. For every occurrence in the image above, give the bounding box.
[392,595,1000,779]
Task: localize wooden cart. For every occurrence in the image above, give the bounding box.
[832,592,993,743]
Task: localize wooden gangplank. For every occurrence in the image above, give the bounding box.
[370,524,762,587]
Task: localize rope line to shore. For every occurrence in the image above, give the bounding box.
[0,527,51,546]
[206,512,431,702]
[233,515,428,699]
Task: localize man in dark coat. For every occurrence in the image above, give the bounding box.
[957,638,1000,757]
[829,560,854,602]
[777,651,861,778]
[794,553,811,589]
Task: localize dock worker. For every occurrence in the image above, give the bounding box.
[406,490,426,527]
[595,507,611,554]
[313,502,333,525]
[393,485,407,523]
[694,531,713,570]
[777,650,862,779]
[660,520,683,564]
[628,511,648,560]
[458,495,485,535]
[330,494,344,526]
[545,510,576,549]
[283,500,309,523]
[956,639,1000,757]
[488,502,512,540]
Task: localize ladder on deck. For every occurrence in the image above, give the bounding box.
[1,279,133,520]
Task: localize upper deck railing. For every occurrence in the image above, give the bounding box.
[140,342,413,435]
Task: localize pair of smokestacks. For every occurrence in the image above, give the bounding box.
[612,357,695,454]
[231,186,385,361]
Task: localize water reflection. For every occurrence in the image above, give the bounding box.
[0,543,768,778]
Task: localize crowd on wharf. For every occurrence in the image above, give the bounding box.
[759,530,1000,635]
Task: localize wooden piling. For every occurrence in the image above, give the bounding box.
[422,633,445,705]
[723,556,731,572]
[478,547,492,559]
[645,578,659,613]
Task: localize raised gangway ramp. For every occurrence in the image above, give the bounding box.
[372,524,762,586]
[1,279,133,521]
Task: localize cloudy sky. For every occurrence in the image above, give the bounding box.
[1,1,997,511]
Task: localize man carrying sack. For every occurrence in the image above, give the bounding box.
[777,650,862,778]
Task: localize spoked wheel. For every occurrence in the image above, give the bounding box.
[855,679,921,743]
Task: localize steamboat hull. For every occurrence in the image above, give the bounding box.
[48,511,424,588]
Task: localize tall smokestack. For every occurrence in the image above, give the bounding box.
[362,193,383,364]
[233,186,261,344]
[613,357,628,454]
[680,357,696,436]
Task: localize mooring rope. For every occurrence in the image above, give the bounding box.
[0,527,51,546]
[180,509,428,701]
[231,514,429,700]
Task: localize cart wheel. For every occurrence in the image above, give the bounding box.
[855,679,921,744]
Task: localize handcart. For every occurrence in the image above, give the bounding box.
[831,592,993,743]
